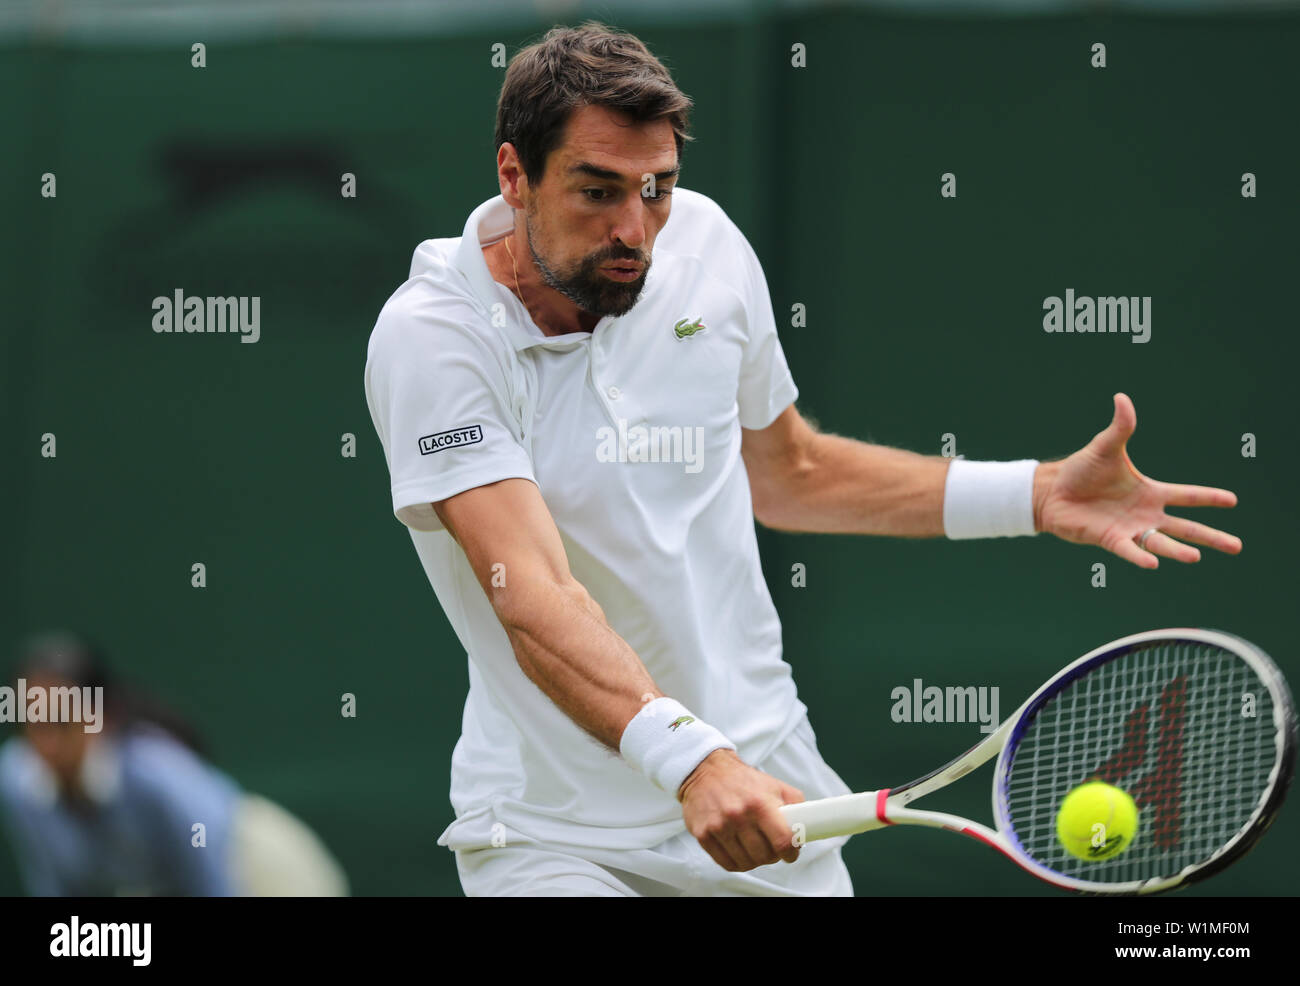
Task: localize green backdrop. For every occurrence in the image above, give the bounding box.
[2,7,1296,895]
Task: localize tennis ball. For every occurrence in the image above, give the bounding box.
[1056,781,1139,861]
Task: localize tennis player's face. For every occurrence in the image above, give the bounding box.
[523,104,679,318]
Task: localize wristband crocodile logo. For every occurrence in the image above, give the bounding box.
[673,317,706,340]
[668,715,695,731]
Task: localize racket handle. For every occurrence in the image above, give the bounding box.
[780,792,888,842]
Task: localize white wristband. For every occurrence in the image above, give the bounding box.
[619,697,735,797]
[942,456,1040,539]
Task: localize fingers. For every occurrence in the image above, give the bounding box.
[700,834,740,872]
[1158,515,1243,555]
[760,801,802,864]
[773,777,806,805]
[1114,517,1243,569]
[712,801,800,870]
[1112,392,1137,437]
[736,822,780,869]
[1160,482,1238,509]
[1110,533,1160,570]
[684,769,804,871]
[772,781,806,862]
[699,812,798,871]
[1141,531,1200,564]
[1094,393,1137,456]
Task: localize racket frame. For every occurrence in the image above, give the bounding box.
[782,628,1297,895]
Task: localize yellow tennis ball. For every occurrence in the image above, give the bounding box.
[1056,781,1139,861]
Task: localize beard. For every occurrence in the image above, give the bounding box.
[525,211,651,318]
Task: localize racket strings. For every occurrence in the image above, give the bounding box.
[1002,642,1278,885]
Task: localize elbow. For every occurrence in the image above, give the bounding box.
[752,500,799,532]
[750,490,783,530]
[749,462,816,531]
[745,430,821,531]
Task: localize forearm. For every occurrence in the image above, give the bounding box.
[756,432,952,536]
[435,479,733,796]
[755,430,1063,537]
[497,577,661,749]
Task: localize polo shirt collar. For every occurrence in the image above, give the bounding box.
[454,195,610,353]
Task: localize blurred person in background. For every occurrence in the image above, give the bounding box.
[0,631,349,896]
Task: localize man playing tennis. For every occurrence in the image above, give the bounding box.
[363,22,1241,896]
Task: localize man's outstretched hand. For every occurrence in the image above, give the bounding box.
[1033,393,1242,569]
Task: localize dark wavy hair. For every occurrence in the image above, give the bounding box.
[494,21,694,186]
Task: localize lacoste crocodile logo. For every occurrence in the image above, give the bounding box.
[673,317,706,340]
[668,715,696,731]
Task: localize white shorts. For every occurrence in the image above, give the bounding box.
[455,716,854,897]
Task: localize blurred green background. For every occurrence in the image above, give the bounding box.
[1,1,1296,895]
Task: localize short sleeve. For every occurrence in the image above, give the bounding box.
[365,279,536,533]
[733,228,799,430]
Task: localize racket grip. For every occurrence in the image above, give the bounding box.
[780,792,888,842]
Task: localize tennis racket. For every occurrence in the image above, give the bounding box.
[781,628,1296,895]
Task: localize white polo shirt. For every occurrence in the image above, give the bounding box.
[364,188,808,852]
